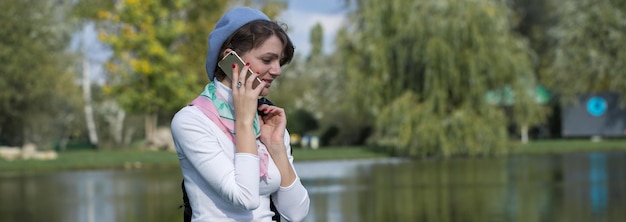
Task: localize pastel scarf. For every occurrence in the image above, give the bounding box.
[192,81,270,178]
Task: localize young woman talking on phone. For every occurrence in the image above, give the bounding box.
[170,7,310,222]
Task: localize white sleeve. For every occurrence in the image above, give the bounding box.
[271,130,310,221]
[171,108,261,210]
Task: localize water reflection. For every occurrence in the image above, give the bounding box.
[0,170,182,222]
[295,158,407,222]
[0,152,625,222]
[297,152,626,222]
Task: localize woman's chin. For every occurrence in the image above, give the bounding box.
[259,88,270,97]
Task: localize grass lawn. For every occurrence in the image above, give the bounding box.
[1,139,626,172]
[0,149,180,172]
[292,146,389,161]
[0,146,388,172]
[510,138,626,154]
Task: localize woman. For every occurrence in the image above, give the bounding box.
[171,7,310,222]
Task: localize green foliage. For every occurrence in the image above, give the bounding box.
[0,0,81,147]
[374,92,508,157]
[340,0,541,157]
[86,0,289,144]
[543,0,626,103]
[308,23,324,60]
[96,0,201,116]
[510,0,556,55]
[95,0,289,118]
[270,22,369,145]
[238,0,288,18]
[319,125,340,146]
[286,108,319,136]
[176,0,230,87]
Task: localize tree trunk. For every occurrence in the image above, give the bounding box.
[103,101,126,146]
[82,53,99,148]
[111,110,125,145]
[521,124,529,144]
[145,113,157,146]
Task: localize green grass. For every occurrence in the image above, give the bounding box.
[510,138,626,155]
[0,149,180,172]
[2,139,626,172]
[292,146,389,161]
[0,146,388,172]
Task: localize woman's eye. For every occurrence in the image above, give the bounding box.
[262,59,272,64]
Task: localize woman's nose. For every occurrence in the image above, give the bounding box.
[269,62,282,76]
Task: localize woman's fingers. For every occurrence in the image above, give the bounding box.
[239,62,249,86]
[249,74,266,93]
[233,62,266,92]
[231,62,249,91]
[231,63,240,89]
[257,104,285,118]
[257,104,271,116]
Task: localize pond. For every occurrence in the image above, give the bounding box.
[1,152,624,222]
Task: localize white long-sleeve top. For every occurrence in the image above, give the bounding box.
[171,82,309,222]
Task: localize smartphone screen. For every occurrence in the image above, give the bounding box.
[217,51,262,88]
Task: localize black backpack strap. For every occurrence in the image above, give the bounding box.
[270,198,280,221]
[260,97,282,221]
[180,180,192,222]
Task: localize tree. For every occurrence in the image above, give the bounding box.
[510,0,557,58]
[269,22,360,145]
[308,23,324,61]
[78,25,101,148]
[95,0,199,143]
[93,1,289,146]
[543,0,626,104]
[338,0,543,157]
[0,0,81,148]
[70,0,120,148]
[286,109,319,136]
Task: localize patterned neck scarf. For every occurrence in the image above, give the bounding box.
[197,81,269,177]
[200,81,261,137]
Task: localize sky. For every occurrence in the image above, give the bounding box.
[74,2,352,83]
[277,0,353,55]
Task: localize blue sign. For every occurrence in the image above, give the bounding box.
[586,96,607,117]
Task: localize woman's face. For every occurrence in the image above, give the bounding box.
[238,35,285,96]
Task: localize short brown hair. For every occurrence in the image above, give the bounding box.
[215,20,294,79]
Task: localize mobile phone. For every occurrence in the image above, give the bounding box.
[217,51,262,88]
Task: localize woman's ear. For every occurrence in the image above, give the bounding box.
[221,49,233,60]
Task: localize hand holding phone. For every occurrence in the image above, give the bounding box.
[217,51,263,89]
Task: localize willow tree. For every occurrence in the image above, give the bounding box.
[543,0,626,103]
[269,22,366,145]
[339,0,543,157]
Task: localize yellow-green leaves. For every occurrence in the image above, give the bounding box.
[97,0,193,115]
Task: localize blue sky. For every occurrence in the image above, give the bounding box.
[277,0,353,55]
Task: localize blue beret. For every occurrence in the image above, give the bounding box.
[205,7,270,80]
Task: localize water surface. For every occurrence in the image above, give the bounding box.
[1,152,624,222]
